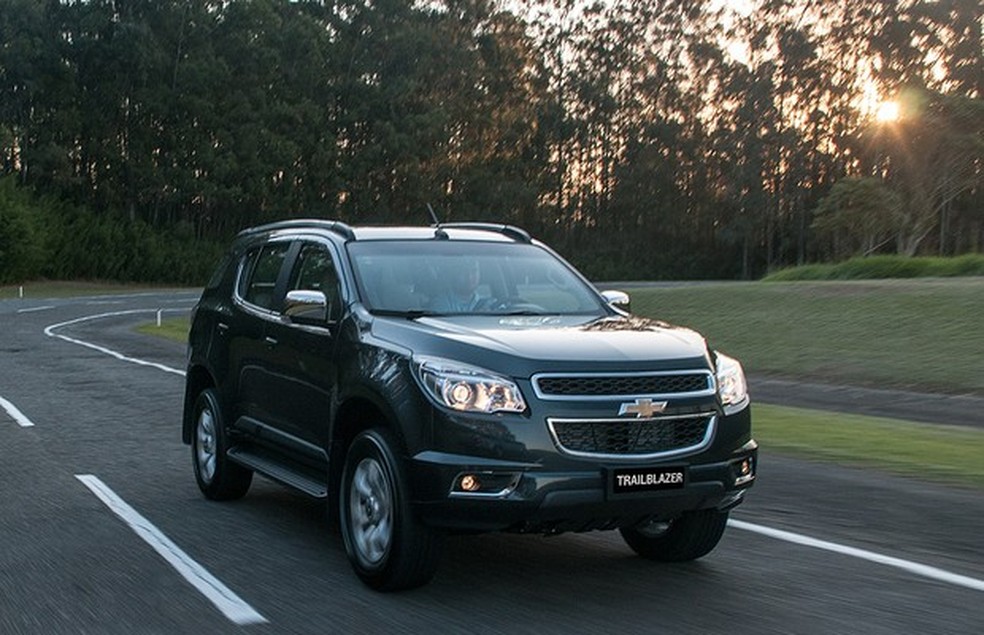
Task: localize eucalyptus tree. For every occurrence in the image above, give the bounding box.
[856,90,984,255]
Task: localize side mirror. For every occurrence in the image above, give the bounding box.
[284,289,329,324]
[600,290,631,313]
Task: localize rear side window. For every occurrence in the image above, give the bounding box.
[242,243,290,310]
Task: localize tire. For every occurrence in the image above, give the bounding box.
[339,428,444,591]
[619,509,729,562]
[192,388,252,501]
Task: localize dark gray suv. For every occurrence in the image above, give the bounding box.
[182,220,757,590]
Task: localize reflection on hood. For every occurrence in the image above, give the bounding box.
[580,315,679,332]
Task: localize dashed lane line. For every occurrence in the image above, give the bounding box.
[76,474,268,626]
[0,395,35,427]
[729,519,984,593]
[16,305,55,314]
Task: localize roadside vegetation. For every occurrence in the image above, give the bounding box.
[756,404,984,489]
[0,280,186,300]
[134,317,190,342]
[3,2,982,284]
[628,278,984,396]
[765,254,984,281]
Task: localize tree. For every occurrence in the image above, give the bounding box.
[811,176,901,260]
[857,90,984,255]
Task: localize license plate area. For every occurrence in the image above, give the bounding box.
[610,466,686,496]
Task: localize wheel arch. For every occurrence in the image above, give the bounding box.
[329,391,407,504]
[183,364,216,444]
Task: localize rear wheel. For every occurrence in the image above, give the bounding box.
[339,428,444,591]
[619,509,729,561]
[192,388,252,501]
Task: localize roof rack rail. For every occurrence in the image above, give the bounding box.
[237,219,356,241]
[438,222,531,243]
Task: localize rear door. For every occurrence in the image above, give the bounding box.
[230,239,295,428]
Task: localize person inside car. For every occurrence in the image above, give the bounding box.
[429,258,484,313]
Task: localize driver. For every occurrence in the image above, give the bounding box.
[430,258,484,312]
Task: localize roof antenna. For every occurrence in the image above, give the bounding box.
[427,203,448,239]
[426,203,440,227]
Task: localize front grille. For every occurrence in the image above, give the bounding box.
[548,415,714,458]
[534,372,712,398]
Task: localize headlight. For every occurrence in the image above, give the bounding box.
[716,353,748,410]
[414,356,527,414]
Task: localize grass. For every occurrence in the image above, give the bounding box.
[755,403,984,489]
[135,317,190,343]
[0,280,177,300]
[628,277,984,396]
[765,254,984,281]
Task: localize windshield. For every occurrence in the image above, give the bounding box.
[348,240,608,316]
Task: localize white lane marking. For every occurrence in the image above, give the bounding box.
[0,395,36,427]
[76,475,268,626]
[17,305,56,314]
[45,309,188,376]
[81,291,200,301]
[729,519,984,593]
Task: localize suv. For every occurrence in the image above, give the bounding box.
[183,220,757,591]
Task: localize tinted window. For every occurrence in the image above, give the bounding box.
[288,243,341,319]
[243,243,290,309]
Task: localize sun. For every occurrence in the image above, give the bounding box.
[875,100,901,123]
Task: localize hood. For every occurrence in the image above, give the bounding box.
[370,313,711,373]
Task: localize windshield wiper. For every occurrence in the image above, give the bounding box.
[370,309,443,319]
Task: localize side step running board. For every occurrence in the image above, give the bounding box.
[227,447,328,498]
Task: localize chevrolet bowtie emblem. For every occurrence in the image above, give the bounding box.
[618,398,668,418]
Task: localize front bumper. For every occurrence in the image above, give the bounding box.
[409,440,758,533]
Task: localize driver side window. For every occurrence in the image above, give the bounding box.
[288,243,341,320]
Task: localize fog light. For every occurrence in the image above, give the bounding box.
[734,457,755,486]
[460,474,481,492]
[451,471,521,497]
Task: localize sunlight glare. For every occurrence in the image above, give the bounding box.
[875,100,901,123]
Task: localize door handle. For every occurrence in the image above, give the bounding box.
[217,322,230,334]
[264,336,278,346]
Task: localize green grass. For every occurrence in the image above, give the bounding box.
[628,278,984,396]
[756,403,984,488]
[765,254,984,281]
[135,317,190,343]
[0,280,175,300]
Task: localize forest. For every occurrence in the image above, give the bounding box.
[0,0,981,283]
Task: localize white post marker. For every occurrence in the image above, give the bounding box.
[19,285,24,299]
[76,475,268,626]
[157,309,163,327]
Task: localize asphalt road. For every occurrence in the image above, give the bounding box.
[1,292,982,634]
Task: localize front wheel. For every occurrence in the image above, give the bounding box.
[339,428,444,591]
[619,509,729,561]
[191,388,252,501]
